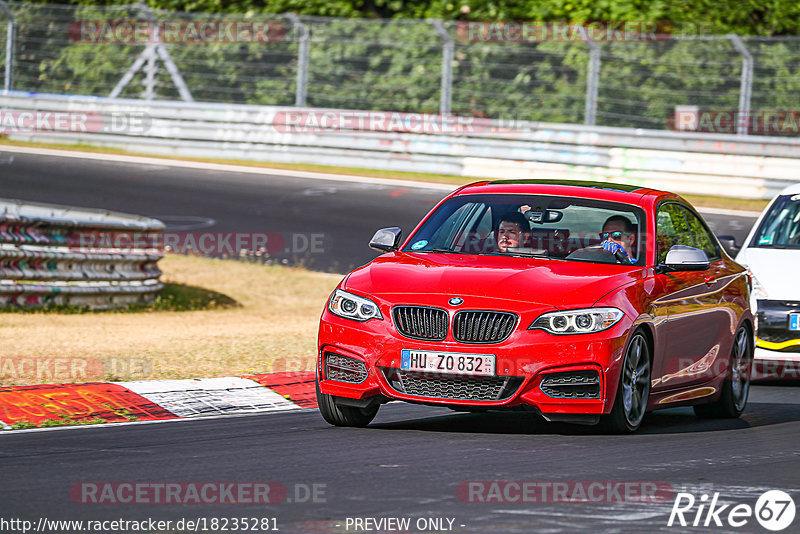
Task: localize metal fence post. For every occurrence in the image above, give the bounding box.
[144,46,157,100]
[727,34,753,136]
[110,2,193,101]
[0,0,15,93]
[581,26,600,126]
[287,14,309,107]
[429,19,453,115]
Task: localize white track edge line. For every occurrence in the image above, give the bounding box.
[0,145,456,191]
[1,145,765,217]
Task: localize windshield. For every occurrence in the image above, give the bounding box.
[403,193,646,265]
[751,194,800,248]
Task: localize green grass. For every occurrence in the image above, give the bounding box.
[680,193,768,213]
[10,416,107,429]
[4,405,137,430]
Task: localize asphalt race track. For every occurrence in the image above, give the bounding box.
[1,386,800,533]
[3,148,798,533]
[0,148,757,273]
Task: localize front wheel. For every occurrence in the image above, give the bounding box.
[694,326,752,419]
[316,380,379,427]
[603,331,651,433]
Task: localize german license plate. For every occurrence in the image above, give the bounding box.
[790,313,800,331]
[400,349,495,376]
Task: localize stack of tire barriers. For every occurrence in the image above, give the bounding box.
[0,198,164,309]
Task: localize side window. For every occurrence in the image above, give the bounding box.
[656,203,719,264]
[679,206,720,260]
[656,204,682,264]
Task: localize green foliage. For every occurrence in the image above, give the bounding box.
[30,0,800,35]
[7,2,800,129]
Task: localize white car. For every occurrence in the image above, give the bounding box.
[732,183,800,376]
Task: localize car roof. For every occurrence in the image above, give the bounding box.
[455,179,666,204]
[779,182,800,195]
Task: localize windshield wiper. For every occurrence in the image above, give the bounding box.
[471,251,552,259]
[415,247,458,254]
[506,252,552,259]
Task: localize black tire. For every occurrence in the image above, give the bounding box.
[316,379,379,427]
[603,331,651,433]
[694,326,752,419]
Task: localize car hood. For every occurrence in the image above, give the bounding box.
[345,252,644,309]
[736,247,800,300]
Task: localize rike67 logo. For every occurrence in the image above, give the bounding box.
[668,490,796,531]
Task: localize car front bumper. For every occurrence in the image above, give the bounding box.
[753,300,800,377]
[317,310,631,417]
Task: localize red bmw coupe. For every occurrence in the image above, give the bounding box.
[316,180,754,432]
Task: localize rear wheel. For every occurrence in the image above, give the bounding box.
[316,379,379,427]
[694,326,752,419]
[604,331,651,433]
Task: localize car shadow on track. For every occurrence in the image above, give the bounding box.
[367,401,800,436]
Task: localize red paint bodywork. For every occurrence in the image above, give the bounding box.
[317,182,753,418]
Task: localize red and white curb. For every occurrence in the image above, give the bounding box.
[0,371,316,429]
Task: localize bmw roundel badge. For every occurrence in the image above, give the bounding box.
[449,297,464,306]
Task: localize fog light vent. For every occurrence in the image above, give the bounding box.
[540,370,600,399]
[324,352,368,384]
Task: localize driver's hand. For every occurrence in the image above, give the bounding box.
[601,240,627,257]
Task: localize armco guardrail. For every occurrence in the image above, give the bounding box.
[3,92,800,199]
[0,198,164,309]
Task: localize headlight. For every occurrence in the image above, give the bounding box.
[746,268,768,300]
[529,307,624,335]
[328,289,383,322]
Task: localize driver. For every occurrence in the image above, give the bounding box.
[496,211,530,253]
[600,215,637,262]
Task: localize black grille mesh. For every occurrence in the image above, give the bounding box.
[453,311,517,343]
[393,306,448,341]
[540,370,601,399]
[324,353,368,383]
[384,369,521,401]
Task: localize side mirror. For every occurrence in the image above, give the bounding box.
[369,227,402,253]
[716,234,740,256]
[657,245,710,273]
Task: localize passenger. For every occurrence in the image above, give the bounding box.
[600,215,637,262]
[496,212,530,253]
